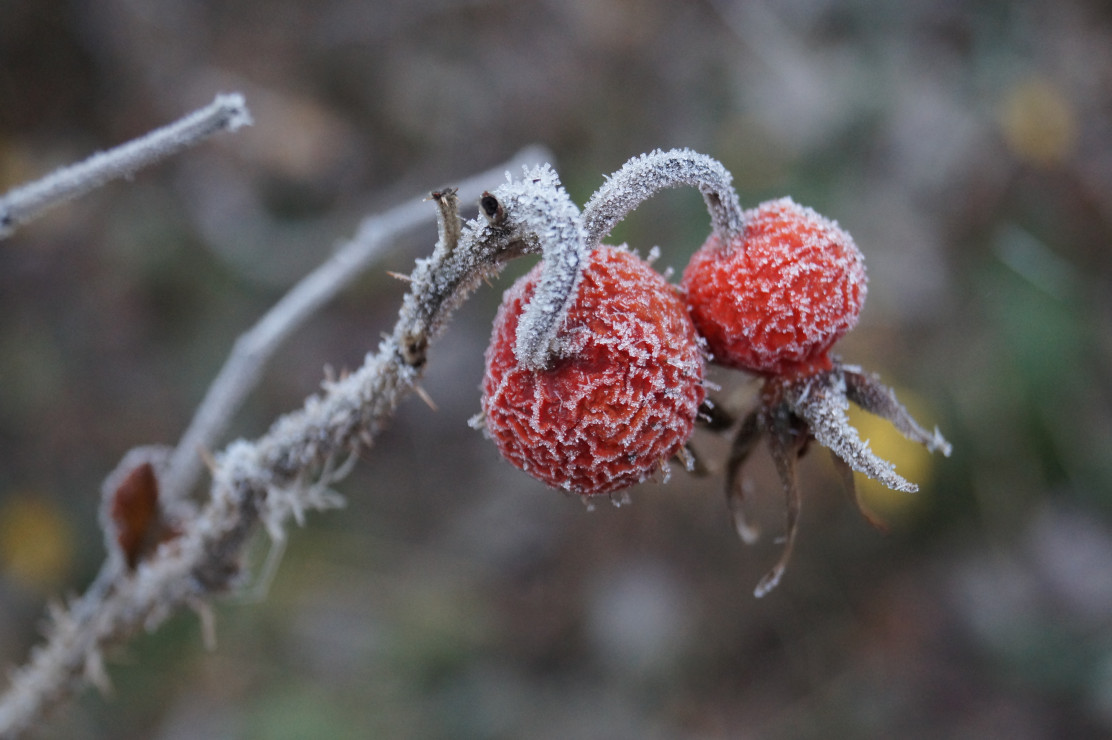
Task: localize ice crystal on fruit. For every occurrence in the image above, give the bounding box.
[470,151,949,599]
[682,197,866,376]
[481,245,705,496]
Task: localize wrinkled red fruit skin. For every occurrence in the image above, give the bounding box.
[482,246,705,495]
[681,197,867,378]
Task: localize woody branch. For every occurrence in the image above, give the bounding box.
[0,111,557,734]
[0,132,745,737]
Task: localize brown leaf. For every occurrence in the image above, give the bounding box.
[110,463,160,570]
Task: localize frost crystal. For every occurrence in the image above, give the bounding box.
[717,360,951,597]
[0,94,252,240]
[788,369,916,492]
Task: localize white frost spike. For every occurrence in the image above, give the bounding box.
[582,148,745,249]
[489,164,589,370]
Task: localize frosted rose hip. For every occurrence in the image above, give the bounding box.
[681,197,867,376]
[481,245,705,495]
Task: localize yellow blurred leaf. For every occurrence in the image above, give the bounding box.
[999,76,1077,166]
[846,388,937,525]
[0,494,74,592]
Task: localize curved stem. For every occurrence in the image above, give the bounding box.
[582,148,744,249]
[484,164,589,371]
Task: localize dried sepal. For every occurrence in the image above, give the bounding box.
[725,410,763,545]
[786,368,918,493]
[843,367,952,456]
[99,446,179,571]
[753,411,808,598]
[110,462,160,570]
[706,361,949,595]
[827,450,889,533]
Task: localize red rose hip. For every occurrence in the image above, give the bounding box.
[681,197,866,377]
[481,245,705,496]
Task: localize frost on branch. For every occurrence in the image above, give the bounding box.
[158,146,553,504]
[0,94,252,239]
[0,139,556,737]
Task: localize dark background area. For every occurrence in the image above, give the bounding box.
[2,0,1112,737]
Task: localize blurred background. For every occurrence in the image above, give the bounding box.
[2,0,1111,737]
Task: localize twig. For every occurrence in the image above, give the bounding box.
[160,146,553,503]
[581,148,744,248]
[0,94,252,240]
[0,156,564,739]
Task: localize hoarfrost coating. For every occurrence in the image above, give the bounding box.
[481,245,705,496]
[485,164,591,371]
[682,196,866,376]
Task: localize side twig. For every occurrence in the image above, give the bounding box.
[0,94,252,240]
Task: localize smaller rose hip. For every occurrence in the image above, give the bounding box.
[480,245,705,496]
[677,196,950,596]
[681,197,866,377]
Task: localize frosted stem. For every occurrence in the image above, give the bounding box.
[582,148,745,249]
[0,94,252,239]
[161,146,552,502]
[481,164,588,370]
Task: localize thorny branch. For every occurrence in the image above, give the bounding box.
[0,126,556,735]
[161,146,553,504]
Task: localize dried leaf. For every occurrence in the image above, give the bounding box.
[109,463,160,570]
